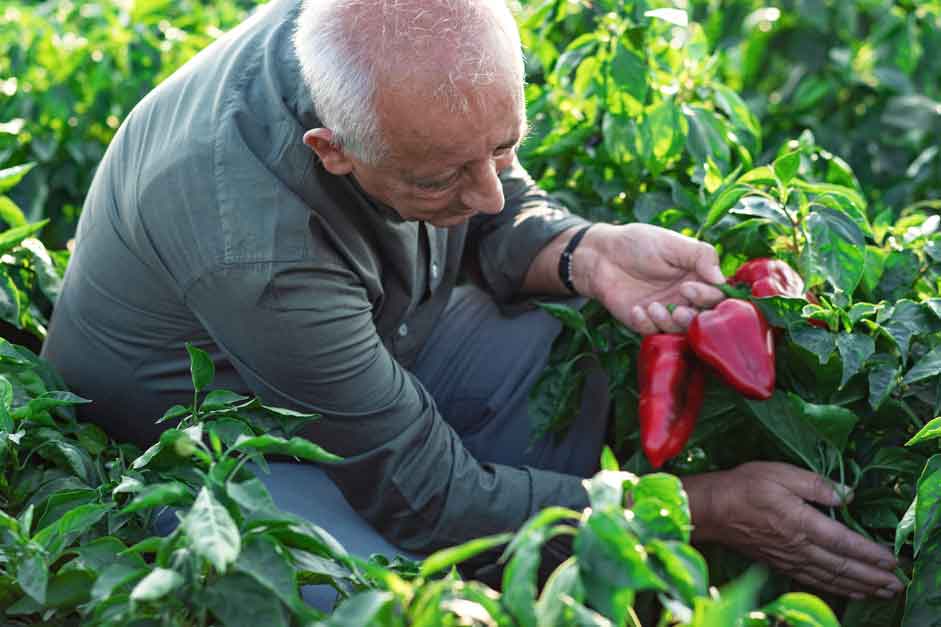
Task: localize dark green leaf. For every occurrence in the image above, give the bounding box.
[91,562,148,601]
[16,551,47,604]
[203,572,291,627]
[684,105,731,172]
[904,346,941,386]
[701,185,747,232]
[233,434,342,464]
[790,395,859,453]
[806,207,865,294]
[789,326,836,364]
[903,455,941,626]
[914,455,941,558]
[121,481,191,514]
[186,342,214,393]
[729,195,790,226]
[836,333,876,389]
[156,404,190,425]
[65,536,145,573]
[744,392,821,472]
[882,300,939,361]
[33,503,112,558]
[773,151,801,186]
[235,535,309,616]
[202,389,251,410]
[536,301,587,337]
[877,250,920,301]
[319,590,395,627]
[868,353,900,410]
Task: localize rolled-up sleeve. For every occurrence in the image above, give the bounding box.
[183,260,589,554]
[468,158,590,304]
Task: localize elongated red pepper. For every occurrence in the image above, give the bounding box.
[638,334,706,469]
[687,299,775,400]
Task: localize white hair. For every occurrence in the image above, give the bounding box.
[292,0,524,164]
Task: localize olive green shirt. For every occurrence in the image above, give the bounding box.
[42,0,591,555]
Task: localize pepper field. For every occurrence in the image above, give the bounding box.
[1,0,941,625]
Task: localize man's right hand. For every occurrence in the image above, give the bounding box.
[682,461,903,600]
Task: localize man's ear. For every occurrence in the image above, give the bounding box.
[303,128,354,175]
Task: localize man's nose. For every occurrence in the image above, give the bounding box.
[460,160,505,215]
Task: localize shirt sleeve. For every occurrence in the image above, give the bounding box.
[467,157,591,304]
[183,260,590,556]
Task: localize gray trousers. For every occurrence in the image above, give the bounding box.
[157,286,610,609]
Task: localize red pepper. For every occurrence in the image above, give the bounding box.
[731,258,805,298]
[731,257,826,328]
[687,299,775,400]
[638,334,706,469]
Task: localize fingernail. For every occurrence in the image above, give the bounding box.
[675,308,694,326]
[876,588,896,599]
[879,559,897,570]
[850,592,864,600]
[680,284,697,300]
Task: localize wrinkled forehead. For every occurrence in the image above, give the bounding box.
[375,76,526,163]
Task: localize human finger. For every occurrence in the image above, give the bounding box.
[630,305,661,336]
[679,282,725,309]
[646,302,684,334]
[790,571,869,601]
[801,543,903,594]
[799,505,898,570]
[671,305,697,330]
[762,462,848,507]
[665,235,725,285]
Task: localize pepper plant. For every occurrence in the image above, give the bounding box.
[522,3,941,625]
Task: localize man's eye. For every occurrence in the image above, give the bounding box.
[415,177,456,192]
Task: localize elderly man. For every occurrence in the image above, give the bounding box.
[42,0,900,606]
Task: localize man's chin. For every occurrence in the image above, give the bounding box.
[428,212,476,228]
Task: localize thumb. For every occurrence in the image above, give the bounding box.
[692,241,725,285]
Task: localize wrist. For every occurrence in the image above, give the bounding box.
[558,225,593,295]
[680,471,730,544]
[567,224,603,297]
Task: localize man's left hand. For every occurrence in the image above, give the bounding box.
[575,223,726,334]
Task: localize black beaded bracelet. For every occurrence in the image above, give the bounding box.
[558,225,593,295]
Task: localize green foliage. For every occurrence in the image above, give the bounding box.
[0,0,262,247]
[519,2,941,625]
[4,0,941,623]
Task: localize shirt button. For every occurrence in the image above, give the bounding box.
[431,262,439,279]
[397,323,408,337]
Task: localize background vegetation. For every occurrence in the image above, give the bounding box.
[1,0,940,625]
